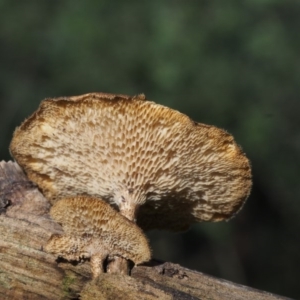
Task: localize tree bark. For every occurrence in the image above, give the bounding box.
[0,161,292,300]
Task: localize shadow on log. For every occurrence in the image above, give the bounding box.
[0,161,292,300]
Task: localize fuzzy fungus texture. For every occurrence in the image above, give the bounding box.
[44,196,151,277]
[10,92,252,230]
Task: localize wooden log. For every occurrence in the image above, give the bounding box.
[0,161,293,300]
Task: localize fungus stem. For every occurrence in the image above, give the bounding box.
[90,254,105,278]
[119,202,138,222]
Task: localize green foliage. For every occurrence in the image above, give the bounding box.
[1,0,299,298]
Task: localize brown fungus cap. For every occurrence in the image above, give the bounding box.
[10,92,252,230]
[45,196,151,277]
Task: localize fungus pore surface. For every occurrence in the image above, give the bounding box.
[45,196,151,277]
[10,92,252,230]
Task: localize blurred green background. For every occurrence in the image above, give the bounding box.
[1,1,300,298]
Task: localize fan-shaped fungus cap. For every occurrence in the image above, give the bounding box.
[45,196,151,278]
[10,92,251,230]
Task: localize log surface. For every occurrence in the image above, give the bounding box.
[0,161,293,300]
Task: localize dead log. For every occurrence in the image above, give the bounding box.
[0,161,292,300]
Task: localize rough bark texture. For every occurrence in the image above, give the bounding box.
[0,161,292,300]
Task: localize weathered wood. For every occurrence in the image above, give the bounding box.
[0,160,35,211]
[0,161,293,300]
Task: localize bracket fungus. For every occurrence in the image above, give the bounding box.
[10,92,252,230]
[45,196,151,278]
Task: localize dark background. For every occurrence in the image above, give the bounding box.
[1,1,300,298]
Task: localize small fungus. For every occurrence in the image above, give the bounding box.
[10,92,252,229]
[44,196,151,278]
